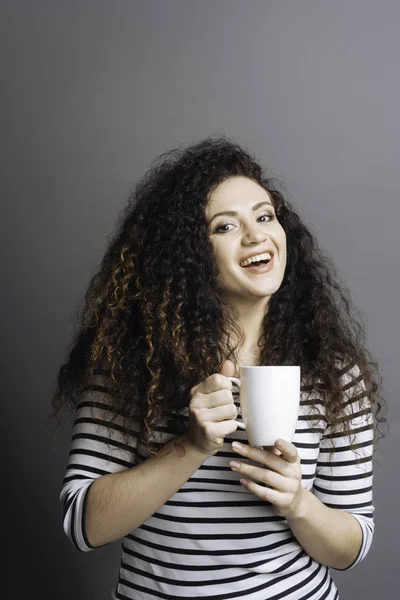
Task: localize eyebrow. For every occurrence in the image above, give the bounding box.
[208,201,274,225]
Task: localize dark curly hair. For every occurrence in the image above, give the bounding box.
[49,135,388,466]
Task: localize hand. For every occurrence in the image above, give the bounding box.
[230,439,305,519]
[184,360,239,457]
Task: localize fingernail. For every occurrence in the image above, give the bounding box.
[232,442,243,451]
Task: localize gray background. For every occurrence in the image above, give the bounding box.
[2,1,398,598]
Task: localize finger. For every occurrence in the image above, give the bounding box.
[230,461,289,492]
[196,388,234,409]
[239,479,285,506]
[261,445,282,456]
[207,402,237,422]
[232,442,283,471]
[201,373,233,394]
[232,442,294,477]
[274,439,299,464]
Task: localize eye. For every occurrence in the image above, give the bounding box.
[214,213,274,233]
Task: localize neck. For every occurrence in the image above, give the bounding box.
[232,297,269,352]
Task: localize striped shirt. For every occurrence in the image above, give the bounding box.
[60,362,375,599]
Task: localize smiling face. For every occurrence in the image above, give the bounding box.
[205,176,287,306]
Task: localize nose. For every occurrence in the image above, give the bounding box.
[242,226,268,244]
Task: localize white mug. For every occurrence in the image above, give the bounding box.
[227,366,300,447]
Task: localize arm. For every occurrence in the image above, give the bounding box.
[288,362,375,570]
[84,432,206,547]
[60,376,206,551]
[286,487,363,570]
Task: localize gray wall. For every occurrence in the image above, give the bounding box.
[2,1,398,598]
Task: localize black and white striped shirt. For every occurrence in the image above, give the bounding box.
[60,362,374,599]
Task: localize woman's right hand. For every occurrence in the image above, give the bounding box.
[183,359,238,457]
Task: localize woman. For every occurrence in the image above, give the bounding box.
[51,136,387,599]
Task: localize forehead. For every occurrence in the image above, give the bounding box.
[206,176,271,212]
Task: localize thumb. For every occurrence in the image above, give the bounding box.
[220,359,236,377]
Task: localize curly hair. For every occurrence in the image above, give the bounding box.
[49,135,388,466]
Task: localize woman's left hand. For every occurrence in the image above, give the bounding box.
[230,439,305,519]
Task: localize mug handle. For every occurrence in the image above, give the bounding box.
[227,376,246,430]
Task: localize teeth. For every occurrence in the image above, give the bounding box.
[240,252,272,267]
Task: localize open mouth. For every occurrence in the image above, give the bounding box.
[241,258,269,268]
[240,255,274,273]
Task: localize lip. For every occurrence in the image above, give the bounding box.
[239,248,275,266]
[240,253,275,274]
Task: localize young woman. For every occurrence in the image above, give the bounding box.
[51,136,387,600]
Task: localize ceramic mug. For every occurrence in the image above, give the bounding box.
[227,365,301,447]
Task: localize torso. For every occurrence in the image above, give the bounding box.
[218,346,262,376]
[233,352,262,376]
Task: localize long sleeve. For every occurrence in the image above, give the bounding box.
[59,377,140,552]
[312,361,375,571]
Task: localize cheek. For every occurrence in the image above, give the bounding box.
[276,229,287,266]
[278,228,287,252]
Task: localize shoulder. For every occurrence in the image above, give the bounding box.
[309,357,362,387]
[309,358,368,410]
[334,358,364,390]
